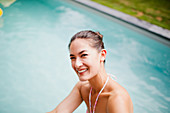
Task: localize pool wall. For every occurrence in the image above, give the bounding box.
[74,0,170,40]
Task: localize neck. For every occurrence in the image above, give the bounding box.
[88,66,108,93]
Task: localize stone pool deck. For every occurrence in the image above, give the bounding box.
[74,0,170,40]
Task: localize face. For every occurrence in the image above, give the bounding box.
[69,39,102,81]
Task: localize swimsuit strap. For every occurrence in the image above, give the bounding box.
[107,73,117,80]
[89,76,109,113]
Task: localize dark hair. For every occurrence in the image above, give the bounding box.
[68,30,104,52]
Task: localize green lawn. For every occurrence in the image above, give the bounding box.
[91,0,170,30]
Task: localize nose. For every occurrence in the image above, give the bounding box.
[75,58,83,69]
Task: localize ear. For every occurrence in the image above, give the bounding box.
[100,49,107,62]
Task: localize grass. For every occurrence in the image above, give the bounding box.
[91,0,170,30]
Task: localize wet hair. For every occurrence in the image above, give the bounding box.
[68,30,105,52]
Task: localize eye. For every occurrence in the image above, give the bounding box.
[70,57,76,60]
[81,54,88,57]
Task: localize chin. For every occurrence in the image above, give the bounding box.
[79,78,87,81]
[79,76,89,81]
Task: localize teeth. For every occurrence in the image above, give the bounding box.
[78,69,87,73]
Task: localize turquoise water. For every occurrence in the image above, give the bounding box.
[0,0,170,113]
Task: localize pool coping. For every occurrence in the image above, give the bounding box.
[74,0,170,40]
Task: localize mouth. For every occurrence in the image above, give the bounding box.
[77,69,88,74]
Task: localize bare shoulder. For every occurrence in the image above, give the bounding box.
[75,81,90,93]
[107,81,133,113]
[76,80,90,102]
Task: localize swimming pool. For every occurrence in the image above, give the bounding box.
[0,0,169,113]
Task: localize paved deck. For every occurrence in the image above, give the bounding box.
[74,0,170,40]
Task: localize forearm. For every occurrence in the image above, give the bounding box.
[47,106,70,113]
[48,82,83,113]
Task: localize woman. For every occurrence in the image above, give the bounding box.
[48,30,133,113]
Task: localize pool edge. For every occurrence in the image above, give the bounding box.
[73,0,170,41]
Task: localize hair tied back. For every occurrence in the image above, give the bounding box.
[96,32,103,40]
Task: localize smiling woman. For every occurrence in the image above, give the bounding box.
[0,0,169,112]
[47,30,133,113]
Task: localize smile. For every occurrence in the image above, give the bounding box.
[77,69,88,74]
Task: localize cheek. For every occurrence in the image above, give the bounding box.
[93,54,101,64]
[92,56,101,69]
[88,57,100,69]
[71,61,75,70]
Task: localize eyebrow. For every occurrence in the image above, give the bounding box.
[70,50,87,57]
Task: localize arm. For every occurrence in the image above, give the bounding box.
[48,82,83,113]
[107,95,133,113]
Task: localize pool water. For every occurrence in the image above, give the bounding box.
[0,0,169,113]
